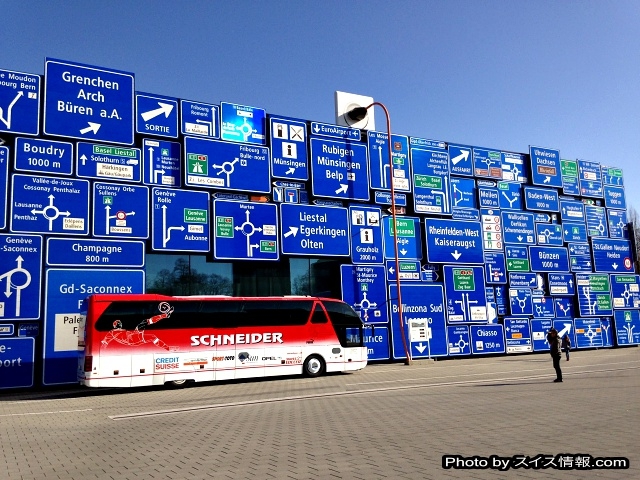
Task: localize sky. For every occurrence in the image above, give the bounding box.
[2,0,640,210]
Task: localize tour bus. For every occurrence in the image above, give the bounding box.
[78,294,368,387]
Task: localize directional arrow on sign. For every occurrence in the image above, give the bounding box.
[557,323,572,338]
[388,267,395,274]
[286,167,295,174]
[335,184,348,194]
[451,150,469,165]
[451,250,462,260]
[543,176,551,184]
[415,343,427,353]
[141,102,174,122]
[284,226,298,238]
[79,122,101,135]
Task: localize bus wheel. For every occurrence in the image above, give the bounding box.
[167,379,189,388]
[303,355,325,377]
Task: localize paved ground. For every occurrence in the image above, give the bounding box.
[1,347,638,480]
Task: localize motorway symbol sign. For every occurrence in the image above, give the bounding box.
[497,181,522,210]
[270,116,309,181]
[484,251,507,284]
[143,138,181,187]
[10,174,89,235]
[470,324,505,355]
[576,273,612,316]
[504,317,532,353]
[76,142,141,182]
[280,203,350,256]
[448,144,472,176]
[184,137,270,193]
[532,296,555,318]
[424,218,483,264]
[578,159,603,197]
[508,272,538,288]
[0,234,42,320]
[501,152,528,183]
[181,100,219,138]
[560,159,579,195]
[444,266,488,323]
[349,205,383,264]
[386,260,421,282]
[341,264,389,324]
[44,58,134,145]
[383,216,422,260]
[136,92,178,138]
[607,209,628,239]
[368,131,411,192]
[548,273,575,295]
[591,238,633,273]
[505,246,530,272]
[0,147,7,229]
[610,274,640,309]
[213,200,278,261]
[447,325,471,355]
[529,246,569,272]
[450,177,477,209]
[509,288,533,316]
[92,183,149,239]
[151,188,210,252]
[411,145,450,214]
[535,223,563,246]
[14,137,73,175]
[568,242,592,272]
[0,69,40,136]
[502,211,535,245]
[46,238,144,268]
[530,146,562,187]
[560,199,585,223]
[310,121,360,141]
[389,284,448,359]
[473,147,502,179]
[601,166,623,186]
[478,186,499,208]
[524,186,559,212]
[585,205,608,237]
[603,185,626,209]
[614,310,640,346]
[574,318,603,348]
[0,338,35,389]
[220,102,265,145]
[310,137,369,201]
[563,222,588,243]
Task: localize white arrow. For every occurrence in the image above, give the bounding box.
[451,250,462,260]
[141,102,174,121]
[80,154,88,166]
[415,343,427,354]
[543,176,551,184]
[400,248,407,256]
[80,122,101,135]
[451,150,470,165]
[313,125,320,133]
[0,138,5,146]
[388,267,395,275]
[284,226,298,238]
[612,263,618,270]
[335,184,348,194]
[557,323,572,338]
[517,235,523,241]
[285,167,295,175]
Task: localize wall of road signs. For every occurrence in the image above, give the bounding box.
[0,57,639,389]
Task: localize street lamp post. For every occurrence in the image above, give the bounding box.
[347,103,412,365]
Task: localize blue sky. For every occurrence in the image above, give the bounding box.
[2,1,639,210]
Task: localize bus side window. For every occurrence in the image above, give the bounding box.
[239,300,314,327]
[310,303,328,324]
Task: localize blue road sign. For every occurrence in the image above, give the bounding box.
[43,268,144,385]
[368,131,411,192]
[143,138,181,187]
[184,137,270,193]
[341,264,389,324]
[0,324,14,336]
[44,58,134,145]
[448,144,472,176]
[585,205,608,237]
[560,199,585,223]
[478,186,499,208]
[532,296,555,318]
[349,205,383,264]
[450,177,476,209]
[389,284,448,359]
[533,212,553,223]
[524,186,559,212]
[0,147,7,229]
[603,185,626,209]
[0,234,42,320]
[484,252,507,284]
[508,272,538,288]
[502,211,535,245]
[561,159,579,195]
[501,152,528,183]
[601,166,624,186]
[553,319,576,348]
[548,274,575,296]
[220,102,265,145]
[530,318,554,352]
[10,174,89,236]
[213,200,278,261]
[509,288,533,316]
[280,203,350,256]
[495,285,507,315]
[444,266,488,323]
[310,137,369,201]
[383,216,422,260]
[610,274,640,309]
[411,145,450,214]
[363,326,390,360]
[568,243,592,272]
[181,100,219,138]
[470,324,505,354]
[601,318,614,347]
[0,338,35,389]
[578,159,603,197]
[576,273,612,316]
[485,287,495,303]
[607,209,629,239]
[76,142,141,182]
[563,222,588,243]
[14,137,73,175]
[506,245,530,272]
[447,325,471,355]
[473,147,502,179]
[497,181,522,210]
[481,208,503,251]
[453,208,480,221]
[270,116,309,181]
[93,183,149,239]
[591,238,633,273]
[0,69,40,136]
[535,223,563,246]
[46,238,145,268]
[554,297,575,318]
[310,121,360,141]
[504,317,532,353]
[614,310,640,346]
[529,246,569,272]
[151,188,210,252]
[136,92,178,138]
[373,191,407,207]
[425,218,483,264]
[574,318,603,348]
[530,146,562,187]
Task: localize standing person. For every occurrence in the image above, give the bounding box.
[561,334,571,361]
[546,328,563,382]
